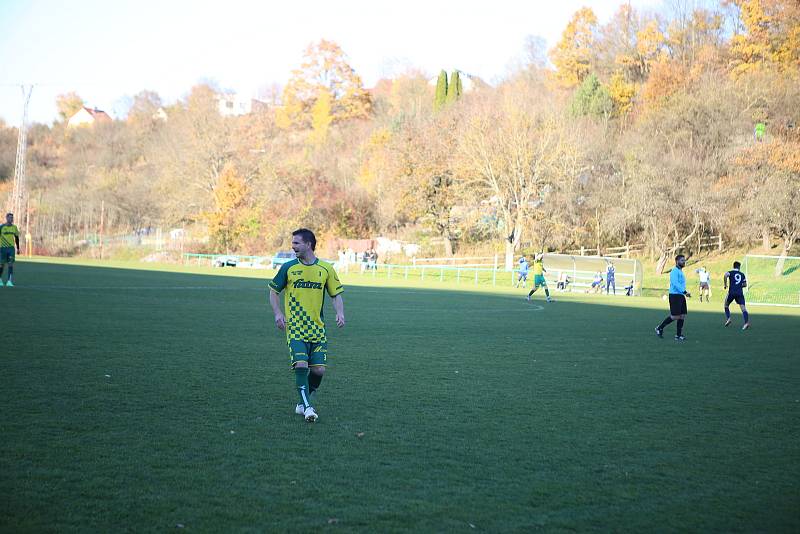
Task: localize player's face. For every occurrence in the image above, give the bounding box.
[5,214,12,224]
[291,236,312,259]
[676,257,686,268]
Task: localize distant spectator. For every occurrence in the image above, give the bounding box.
[556,271,570,291]
[754,121,766,142]
[624,282,634,296]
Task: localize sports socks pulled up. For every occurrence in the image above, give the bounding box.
[295,367,311,409]
[657,316,674,330]
[309,371,323,395]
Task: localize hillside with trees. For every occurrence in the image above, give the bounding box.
[1,0,798,270]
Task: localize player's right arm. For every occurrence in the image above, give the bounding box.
[269,290,285,330]
[268,263,291,330]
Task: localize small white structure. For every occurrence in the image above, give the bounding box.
[152,107,168,121]
[67,107,112,128]
[216,93,266,117]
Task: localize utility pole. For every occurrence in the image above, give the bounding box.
[9,85,34,237]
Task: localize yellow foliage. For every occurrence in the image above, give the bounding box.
[729,0,800,76]
[636,21,664,65]
[279,39,372,129]
[205,163,251,251]
[310,88,333,144]
[357,128,391,191]
[213,164,248,213]
[609,72,636,116]
[549,7,598,88]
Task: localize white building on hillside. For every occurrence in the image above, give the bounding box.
[216,92,268,117]
[67,107,112,128]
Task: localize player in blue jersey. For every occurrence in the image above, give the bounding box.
[723,261,750,330]
[605,262,616,294]
[655,254,691,341]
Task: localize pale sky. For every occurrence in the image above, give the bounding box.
[0,0,662,126]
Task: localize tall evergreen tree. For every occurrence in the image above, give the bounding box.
[434,70,448,111]
[446,70,463,104]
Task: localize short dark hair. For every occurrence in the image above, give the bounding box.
[675,254,685,262]
[292,228,316,250]
[733,261,741,269]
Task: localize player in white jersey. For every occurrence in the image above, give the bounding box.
[696,267,711,302]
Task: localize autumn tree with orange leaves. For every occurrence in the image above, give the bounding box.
[277,40,372,129]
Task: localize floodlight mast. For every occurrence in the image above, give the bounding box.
[9,84,34,234]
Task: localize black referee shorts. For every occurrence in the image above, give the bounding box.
[668,294,687,316]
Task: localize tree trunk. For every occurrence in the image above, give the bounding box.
[505,240,514,271]
[595,208,601,257]
[762,227,771,251]
[774,234,796,277]
[656,252,669,275]
[443,236,454,257]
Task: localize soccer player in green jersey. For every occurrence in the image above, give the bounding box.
[0,213,20,287]
[526,253,553,303]
[269,228,345,423]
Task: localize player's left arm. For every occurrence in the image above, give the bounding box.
[325,264,345,327]
[15,233,20,252]
[723,272,729,290]
[331,294,345,328]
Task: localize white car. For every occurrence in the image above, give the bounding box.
[212,255,239,267]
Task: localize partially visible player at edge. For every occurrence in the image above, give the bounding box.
[269,228,345,423]
[655,254,691,341]
[723,261,750,330]
[526,253,553,303]
[0,213,20,287]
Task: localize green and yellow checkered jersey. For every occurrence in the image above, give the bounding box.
[0,224,18,248]
[532,259,544,276]
[269,258,343,343]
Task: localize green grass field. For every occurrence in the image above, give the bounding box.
[2,259,799,532]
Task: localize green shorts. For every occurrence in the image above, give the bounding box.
[288,339,328,368]
[534,274,547,287]
[0,247,14,264]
